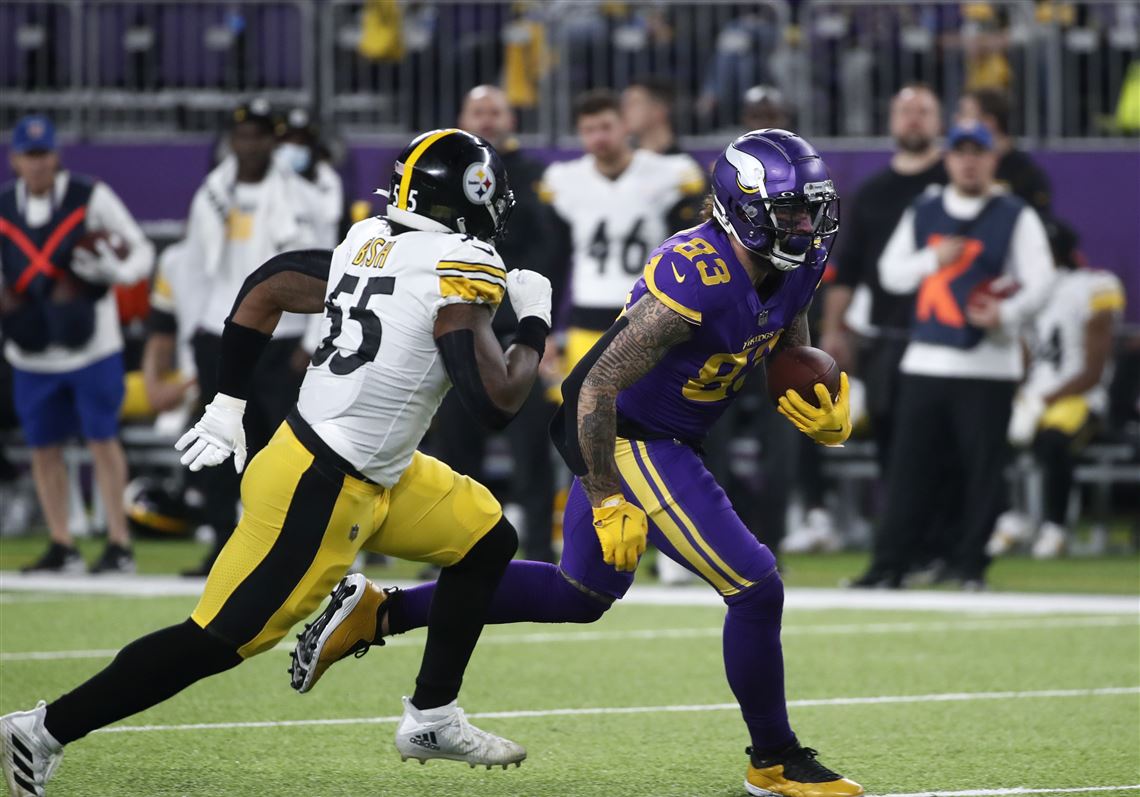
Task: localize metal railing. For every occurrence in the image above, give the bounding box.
[85,0,315,136]
[0,1,84,134]
[803,0,1140,142]
[1,1,1137,145]
[803,0,1043,139]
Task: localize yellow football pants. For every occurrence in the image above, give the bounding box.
[190,421,502,658]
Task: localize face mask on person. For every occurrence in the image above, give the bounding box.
[275,142,312,174]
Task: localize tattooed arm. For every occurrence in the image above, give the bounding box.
[773,305,811,353]
[577,295,694,505]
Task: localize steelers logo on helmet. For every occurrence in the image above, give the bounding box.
[385,129,516,242]
[463,162,497,205]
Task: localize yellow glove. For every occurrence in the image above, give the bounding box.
[777,372,852,446]
[592,495,648,572]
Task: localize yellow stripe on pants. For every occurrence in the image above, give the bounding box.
[613,439,739,595]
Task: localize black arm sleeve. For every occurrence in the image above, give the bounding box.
[435,329,514,431]
[217,321,272,400]
[216,249,333,399]
[226,248,334,319]
[146,307,178,336]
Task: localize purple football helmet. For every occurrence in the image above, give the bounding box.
[710,129,840,271]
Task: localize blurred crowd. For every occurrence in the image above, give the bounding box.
[1,73,1136,588]
[5,1,1138,139]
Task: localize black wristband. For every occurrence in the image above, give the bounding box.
[513,316,549,357]
[217,320,272,400]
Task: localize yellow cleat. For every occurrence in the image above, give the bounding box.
[745,744,864,797]
[289,573,395,693]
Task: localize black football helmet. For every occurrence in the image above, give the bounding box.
[124,477,195,539]
[385,128,516,243]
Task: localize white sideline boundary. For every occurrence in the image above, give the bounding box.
[874,786,1140,797]
[3,615,1137,663]
[2,572,1137,615]
[96,686,1139,734]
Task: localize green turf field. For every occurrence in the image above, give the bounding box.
[2,570,1138,796]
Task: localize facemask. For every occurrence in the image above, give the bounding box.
[275,142,312,174]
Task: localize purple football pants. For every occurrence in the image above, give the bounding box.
[389,438,795,753]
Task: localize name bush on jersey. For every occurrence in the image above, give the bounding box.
[297,218,506,487]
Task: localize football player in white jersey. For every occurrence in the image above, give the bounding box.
[992,221,1126,559]
[1,130,553,795]
[542,89,706,370]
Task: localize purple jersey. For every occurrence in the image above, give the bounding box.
[616,220,826,442]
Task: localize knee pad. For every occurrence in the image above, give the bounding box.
[725,570,784,621]
[452,516,519,573]
[558,571,612,624]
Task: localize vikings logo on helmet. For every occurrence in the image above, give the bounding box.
[709,129,839,272]
[725,143,767,196]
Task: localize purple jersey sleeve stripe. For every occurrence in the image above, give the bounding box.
[627,441,752,595]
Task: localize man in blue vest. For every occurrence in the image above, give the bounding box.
[852,121,1054,589]
[1,115,154,573]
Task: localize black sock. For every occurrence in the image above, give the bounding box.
[375,589,400,642]
[1034,429,1075,526]
[44,619,242,745]
[411,517,518,710]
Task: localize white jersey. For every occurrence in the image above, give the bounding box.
[542,149,704,316]
[1024,268,1125,414]
[296,217,506,486]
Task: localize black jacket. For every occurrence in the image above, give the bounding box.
[494,143,564,338]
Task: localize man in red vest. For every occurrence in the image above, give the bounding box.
[1,115,154,573]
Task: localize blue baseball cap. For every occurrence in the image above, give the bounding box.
[11,115,57,153]
[947,121,994,151]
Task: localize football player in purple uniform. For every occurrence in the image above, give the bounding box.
[291,130,862,797]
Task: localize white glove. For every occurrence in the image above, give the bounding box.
[506,269,552,327]
[70,239,124,285]
[175,393,248,473]
[1008,390,1046,447]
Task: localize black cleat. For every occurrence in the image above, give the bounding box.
[89,543,135,575]
[20,542,84,575]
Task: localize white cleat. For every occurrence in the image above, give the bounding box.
[394,697,526,769]
[986,511,1033,557]
[1,702,64,796]
[1032,522,1068,559]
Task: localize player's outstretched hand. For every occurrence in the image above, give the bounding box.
[506,269,552,327]
[175,393,248,473]
[777,371,852,447]
[592,495,648,572]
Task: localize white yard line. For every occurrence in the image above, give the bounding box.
[96,686,1138,734]
[3,615,1137,663]
[873,786,1140,797]
[2,572,1137,615]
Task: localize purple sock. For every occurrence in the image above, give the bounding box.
[722,572,796,753]
[388,560,607,635]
